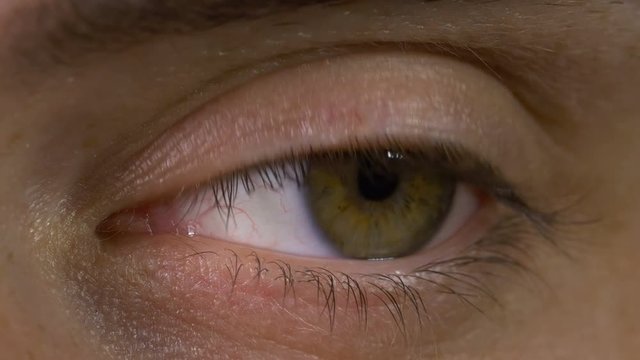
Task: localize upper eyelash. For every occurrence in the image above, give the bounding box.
[178,140,557,231]
[158,140,573,340]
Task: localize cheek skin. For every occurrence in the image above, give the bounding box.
[70,242,438,359]
[488,224,640,360]
[68,204,503,360]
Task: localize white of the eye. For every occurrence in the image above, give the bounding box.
[182,175,478,259]
[426,184,480,248]
[185,176,340,257]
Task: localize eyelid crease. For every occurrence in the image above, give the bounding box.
[95,52,558,215]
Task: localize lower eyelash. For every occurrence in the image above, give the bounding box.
[164,142,568,337]
[182,213,552,338]
[179,141,554,234]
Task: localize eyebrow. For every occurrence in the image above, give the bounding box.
[8,0,353,66]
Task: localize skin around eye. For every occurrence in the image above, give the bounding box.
[101,52,555,212]
[0,0,636,358]
[75,51,565,358]
[100,150,482,261]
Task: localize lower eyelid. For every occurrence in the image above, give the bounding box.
[77,179,550,360]
[89,202,524,350]
[100,181,501,275]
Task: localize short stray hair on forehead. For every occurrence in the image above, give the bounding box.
[7,0,353,66]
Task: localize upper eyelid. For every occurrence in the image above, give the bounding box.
[208,141,556,228]
[68,39,565,194]
[76,49,568,221]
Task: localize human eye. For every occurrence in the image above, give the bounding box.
[103,146,516,261]
[82,50,569,358]
[5,0,637,357]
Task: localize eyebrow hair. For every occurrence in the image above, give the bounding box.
[8,0,353,66]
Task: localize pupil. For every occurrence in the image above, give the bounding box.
[357,162,399,202]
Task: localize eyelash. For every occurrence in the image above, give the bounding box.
[162,139,560,335]
[177,139,551,230]
[93,137,562,339]
[180,213,549,337]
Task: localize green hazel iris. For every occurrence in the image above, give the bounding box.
[306,151,455,259]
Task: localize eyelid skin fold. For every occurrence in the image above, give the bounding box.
[99,52,559,218]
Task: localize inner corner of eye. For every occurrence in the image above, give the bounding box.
[95,196,184,239]
[103,150,488,261]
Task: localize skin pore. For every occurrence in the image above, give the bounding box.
[0,0,639,359]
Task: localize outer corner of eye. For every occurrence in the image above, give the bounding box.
[102,150,491,263]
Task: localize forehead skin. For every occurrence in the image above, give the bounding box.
[0,1,639,359]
